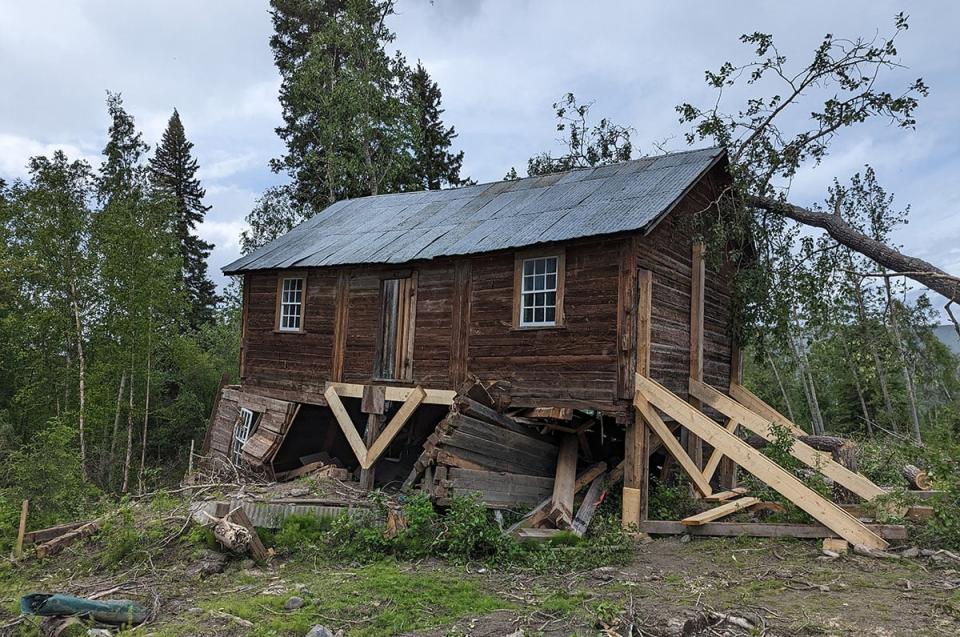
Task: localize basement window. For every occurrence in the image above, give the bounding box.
[515,252,564,328]
[277,276,304,331]
[232,407,260,464]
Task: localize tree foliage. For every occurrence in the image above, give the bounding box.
[150,109,219,328]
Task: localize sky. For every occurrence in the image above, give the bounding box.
[1,0,958,316]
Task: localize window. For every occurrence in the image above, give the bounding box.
[519,255,560,327]
[375,274,417,380]
[277,277,304,331]
[232,407,259,464]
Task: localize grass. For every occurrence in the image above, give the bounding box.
[144,559,512,637]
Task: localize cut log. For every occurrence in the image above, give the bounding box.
[902,464,931,490]
[682,497,760,526]
[35,521,101,559]
[546,435,579,528]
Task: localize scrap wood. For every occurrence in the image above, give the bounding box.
[23,520,90,546]
[505,461,607,533]
[513,527,562,543]
[545,435,579,528]
[571,474,606,536]
[822,538,849,556]
[35,520,101,559]
[275,461,351,482]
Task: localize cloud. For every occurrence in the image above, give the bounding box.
[0,134,100,180]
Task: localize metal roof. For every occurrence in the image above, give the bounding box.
[223,146,725,274]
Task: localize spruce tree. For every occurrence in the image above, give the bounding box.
[150,109,218,328]
[408,62,468,190]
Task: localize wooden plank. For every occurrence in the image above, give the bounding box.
[623,269,653,528]
[729,382,805,436]
[359,414,382,491]
[520,407,574,420]
[13,500,28,559]
[323,385,367,466]
[547,434,579,527]
[572,474,606,536]
[641,520,908,541]
[363,386,426,469]
[704,487,749,502]
[702,417,739,483]
[682,497,760,526]
[514,528,562,543]
[35,520,101,559]
[22,520,88,545]
[361,385,386,415]
[689,379,886,502]
[636,375,888,550]
[635,395,713,497]
[508,462,609,533]
[325,381,455,406]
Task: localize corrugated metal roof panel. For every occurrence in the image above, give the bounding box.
[222,147,725,273]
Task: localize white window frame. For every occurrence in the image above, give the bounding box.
[278,277,304,332]
[519,255,559,327]
[232,407,259,464]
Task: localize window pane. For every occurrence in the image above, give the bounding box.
[534,292,545,307]
[545,273,556,290]
[522,293,534,309]
[534,275,544,291]
[546,291,556,307]
[524,260,534,275]
[545,257,557,274]
[534,307,544,322]
[523,274,535,292]
[545,307,555,322]
[535,259,545,274]
[523,307,533,323]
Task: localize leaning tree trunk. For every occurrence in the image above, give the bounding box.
[884,277,923,445]
[138,334,152,495]
[767,351,797,423]
[104,370,127,486]
[789,327,825,435]
[840,338,873,436]
[852,282,896,423]
[749,195,960,304]
[121,371,134,494]
[70,286,87,479]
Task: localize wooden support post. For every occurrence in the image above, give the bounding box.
[13,499,28,559]
[686,243,706,477]
[330,272,350,382]
[623,269,652,530]
[363,386,426,469]
[323,385,368,466]
[720,342,744,489]
[547,434,579,527]
[636,375,888,550]
[689,379,886,502]
[359,414,382,491]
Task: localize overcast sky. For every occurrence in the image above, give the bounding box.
[1,1,957,316]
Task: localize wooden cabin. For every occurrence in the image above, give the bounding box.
[199,146,906,548]
[204,146,736,514]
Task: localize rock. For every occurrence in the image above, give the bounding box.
[87,630,114,636]
[902,546,920,559]
[187,549,228,579]
[679,534,691,544]
[284,596,305,610]
[288,487,311,497]
[305,626,335,637]
[239,558,255,570]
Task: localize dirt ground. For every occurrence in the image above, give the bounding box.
[4,533,960,636]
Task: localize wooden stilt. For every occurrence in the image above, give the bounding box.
[14,499,28,559]
[623,269,652,530]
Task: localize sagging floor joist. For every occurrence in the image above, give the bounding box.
[634,374,889,550]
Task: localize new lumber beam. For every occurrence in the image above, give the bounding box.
[637,375,888,550]
[689,379,886,502]
[704,487,749,502]
[635,395,713,497]
[682,497,760,526]
[325,381,454,406]
[363,386,426,469]
[323,385,368,466]
[728,382,805,436]
[701,417,739,483]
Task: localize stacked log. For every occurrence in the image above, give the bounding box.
[413,395,561,509]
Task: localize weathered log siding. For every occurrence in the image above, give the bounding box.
[238,164,733,417]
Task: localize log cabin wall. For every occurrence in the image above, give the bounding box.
[238,164,733,419]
